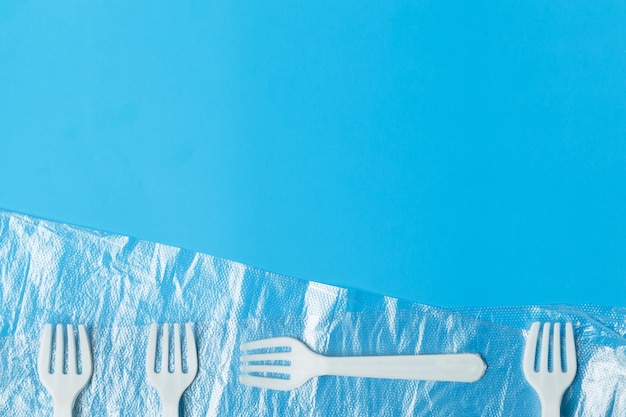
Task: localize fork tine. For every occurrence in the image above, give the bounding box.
[38,324,53,376]
[241,337,294,352]
[146,323,157,375]
[174,324,182,373]
[161,324,170,373]
[240,364,290,374]
[185,323,198,375]
[565,323,577,373]
[552,323,562,372]
[523,322,540,375]
[78,325,92,377]
[55,324,64,374]
[241,352,290,363]
[539,323,550,372]
[66,325,77,374]
[239,374,291,391]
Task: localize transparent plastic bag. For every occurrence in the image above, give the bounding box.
[1,210,624,416]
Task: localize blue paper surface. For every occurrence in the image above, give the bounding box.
[2,0,626,308]
[2,211,626,416]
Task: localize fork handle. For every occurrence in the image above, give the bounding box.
[162,401,180,417]
[323,353,486,382]
[540,397,562,417]
[53,402,74,417]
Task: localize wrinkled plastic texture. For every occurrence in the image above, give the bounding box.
[1,209,625,416]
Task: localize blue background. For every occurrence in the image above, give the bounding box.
[1,1,625,307]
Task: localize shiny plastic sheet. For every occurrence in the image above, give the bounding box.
[1,210,625,416]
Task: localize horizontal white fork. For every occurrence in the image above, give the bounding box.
[240,336,486,391]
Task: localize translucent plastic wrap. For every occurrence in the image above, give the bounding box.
[1,210,625,416]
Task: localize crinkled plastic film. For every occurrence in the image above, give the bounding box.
[1,210,625,416]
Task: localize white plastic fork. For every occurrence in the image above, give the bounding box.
[146,323,198,417]
[37,324,93,417]
[239,336,487,391]
[523,322,577,417]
